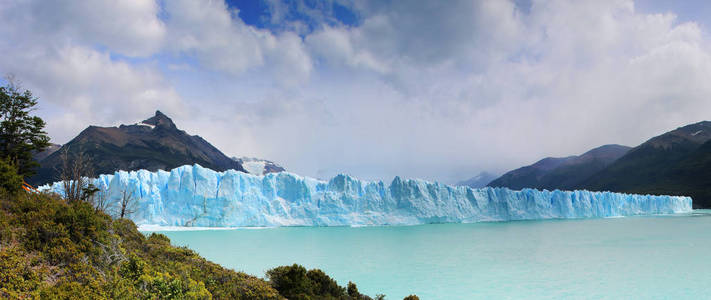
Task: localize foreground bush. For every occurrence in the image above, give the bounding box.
[0,190,280,299]
[0,190,415,299]
[266,264,384,300]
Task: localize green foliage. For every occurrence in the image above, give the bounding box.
[0,80,50,178]
[403,295,420,300]
[39,281,105,300]
[0,190,388,299]
[347,282,360,298]
[119,254,147,281]
[307,269,346,297]
[0,190,278,299]
[0,157,22,194]
[267,264,312,299]
[81,183,100,202]
[266,264,378,300]
[0,244,46,298]
[141,272,211,300]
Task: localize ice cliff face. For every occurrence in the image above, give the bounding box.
[39,164,693,227]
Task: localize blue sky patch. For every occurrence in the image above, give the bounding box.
[226,0,359,34]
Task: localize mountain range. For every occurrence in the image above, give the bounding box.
[30,111,284,185]
[456,171,498,188]
[488,144,631,190]
[581,121,711,208]
[488,121,711,208]
[32,111,711,208]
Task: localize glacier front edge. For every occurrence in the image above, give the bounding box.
[39,164,693,227]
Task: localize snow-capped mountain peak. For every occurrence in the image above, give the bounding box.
[232,157,285,175]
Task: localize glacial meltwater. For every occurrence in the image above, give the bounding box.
[146,211,711,299]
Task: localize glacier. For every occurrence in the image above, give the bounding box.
[39,164,693,227]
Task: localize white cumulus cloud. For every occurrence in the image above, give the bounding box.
[3,0,711,184]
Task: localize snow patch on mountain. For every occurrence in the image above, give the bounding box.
[242,160,266,175]
[232,157,285,175]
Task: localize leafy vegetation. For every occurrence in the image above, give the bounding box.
[0,158,22,194]
[266,264,385,300]
[0,78,50,179]
[0,189,407,299]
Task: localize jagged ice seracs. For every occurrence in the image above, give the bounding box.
[39,164,693,227]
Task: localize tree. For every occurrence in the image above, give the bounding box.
[347,281,360,298]
[118,187,137,219]
[266,264,313,299]
[82,183,100,202]
[0,157,22,194]
[306,268,345,297]
[0,76,50,179]
[90,187,111,213]
[265,264,384,299]
[59,148,94,202]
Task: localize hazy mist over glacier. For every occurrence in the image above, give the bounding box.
[3,0,711,183]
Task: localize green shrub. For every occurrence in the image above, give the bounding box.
[39,281,105,300]
[347,281,360,298]
[0,158,21,195]
[267,264,313,299]
[307,268,345,297]
[119,254,147,281]
[140,272,211,300]
[0,244,46,298]
[0,190,389,299]
[266,264,379,300]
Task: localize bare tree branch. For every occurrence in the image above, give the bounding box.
[118,186,137,219]
[59,147,95,203]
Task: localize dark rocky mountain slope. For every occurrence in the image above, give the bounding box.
[582,121,711,208]
[488,144,631,190]
[30,111,245,185]
[489,121,711,208]
[32,143,61,161]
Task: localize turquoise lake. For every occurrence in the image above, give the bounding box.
[152,211,711,299]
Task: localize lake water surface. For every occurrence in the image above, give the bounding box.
[151,211,711,299]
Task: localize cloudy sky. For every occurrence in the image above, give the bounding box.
[1,0,711,183]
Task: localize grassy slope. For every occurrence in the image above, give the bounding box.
[0,190,389,299]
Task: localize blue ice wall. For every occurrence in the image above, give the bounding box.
[39,164,693,227]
